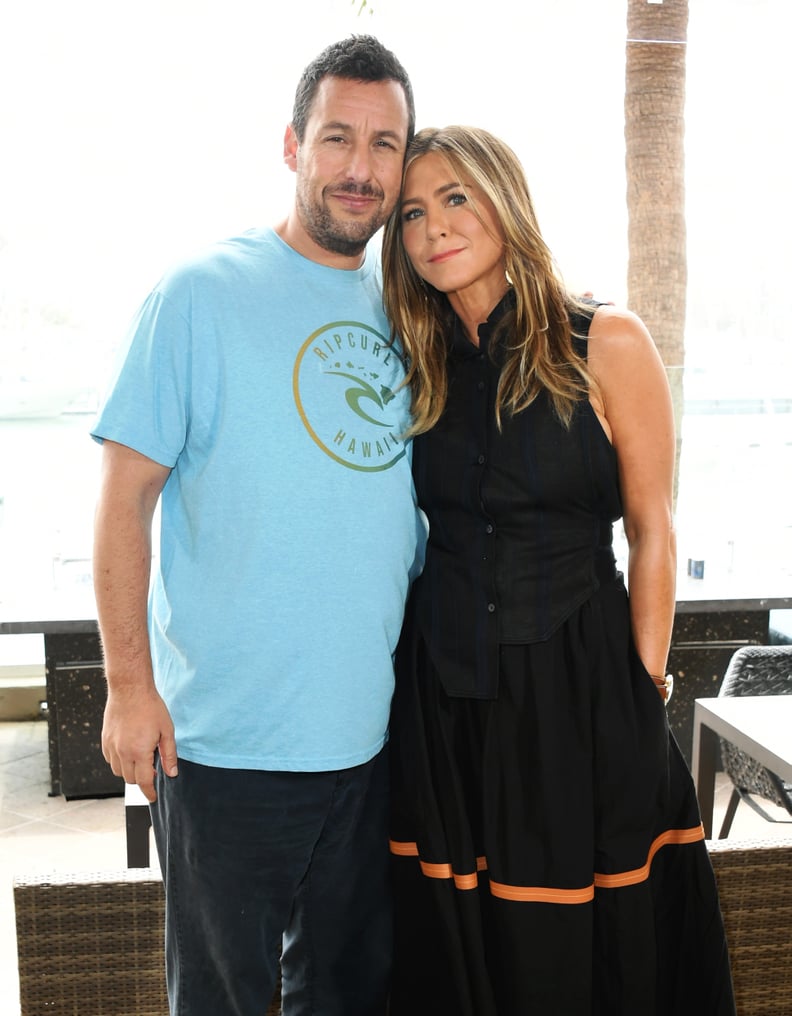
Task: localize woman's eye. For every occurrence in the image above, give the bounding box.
[448,192,467,207]
[403,207,423,222]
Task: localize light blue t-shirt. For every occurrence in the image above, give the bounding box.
[92,227,426,771]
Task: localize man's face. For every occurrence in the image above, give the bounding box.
[284,76,409,261]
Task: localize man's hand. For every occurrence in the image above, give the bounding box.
[102,684,178,802]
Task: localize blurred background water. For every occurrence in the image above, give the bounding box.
[0,413,98,608]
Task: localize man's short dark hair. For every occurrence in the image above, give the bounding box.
[291,35,415,144]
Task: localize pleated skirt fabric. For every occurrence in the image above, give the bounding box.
[388,577,736,1015]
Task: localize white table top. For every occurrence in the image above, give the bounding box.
[693,696,792,783]
[0,590,98,635]
[675,572,792,613]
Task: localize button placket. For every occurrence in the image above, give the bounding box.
[473,360,498,620]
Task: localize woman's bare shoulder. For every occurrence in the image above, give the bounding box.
[587,304,653,351]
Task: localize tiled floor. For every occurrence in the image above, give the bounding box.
[1,720,791,1016]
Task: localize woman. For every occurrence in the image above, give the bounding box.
[382,126,735,1015]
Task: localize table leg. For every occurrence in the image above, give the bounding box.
[692,717,719,839]
[125,783,153,867]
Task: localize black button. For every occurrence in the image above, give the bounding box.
[485,524,494,534]
[477,454,485,465]
[477,381,485,392]
[487,603,496,613]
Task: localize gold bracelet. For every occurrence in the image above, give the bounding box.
[650,673,674,703]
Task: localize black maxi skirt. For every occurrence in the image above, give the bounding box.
[388,577,736,1016]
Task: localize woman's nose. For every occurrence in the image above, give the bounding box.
[425,208,447,239]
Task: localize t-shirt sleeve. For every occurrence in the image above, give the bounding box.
[91,287,191,468]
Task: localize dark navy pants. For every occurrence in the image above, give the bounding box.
[150,748,391,1016]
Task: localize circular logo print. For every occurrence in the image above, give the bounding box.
[293,320,409,472]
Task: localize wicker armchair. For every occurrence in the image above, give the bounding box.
[708,837,792,1016]
[717,644,792,838]
[13,869,281,1016]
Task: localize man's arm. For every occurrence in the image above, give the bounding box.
[93,439,176,801]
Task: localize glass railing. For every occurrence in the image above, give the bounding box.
[1,363,790,610]
[669,363,792,594]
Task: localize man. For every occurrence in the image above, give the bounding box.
[92,35,424,1016]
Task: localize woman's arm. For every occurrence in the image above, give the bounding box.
[587,304,677,685]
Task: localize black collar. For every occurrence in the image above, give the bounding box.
[448,288,516,361]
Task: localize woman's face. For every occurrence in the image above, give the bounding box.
[400,151,506,306]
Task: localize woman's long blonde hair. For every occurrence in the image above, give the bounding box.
[382,126,592,435]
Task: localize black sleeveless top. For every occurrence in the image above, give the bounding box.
[408,294,622,698]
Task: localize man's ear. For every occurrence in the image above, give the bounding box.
[283,124,299,173]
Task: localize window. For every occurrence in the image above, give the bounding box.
[1,0,789,613]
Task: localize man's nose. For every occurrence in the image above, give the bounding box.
[344,140,373,182]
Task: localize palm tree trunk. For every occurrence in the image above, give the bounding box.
[625,0,689,501]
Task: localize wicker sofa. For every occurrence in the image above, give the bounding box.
[13,867,280,1016]
[14,839,792,1015]
[708,837,792,1015]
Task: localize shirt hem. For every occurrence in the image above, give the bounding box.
[175,736,388,773]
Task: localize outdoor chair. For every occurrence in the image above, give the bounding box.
[716,644,792,838]
[708,837,792,1015]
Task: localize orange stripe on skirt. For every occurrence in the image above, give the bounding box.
[389,825,705,904]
